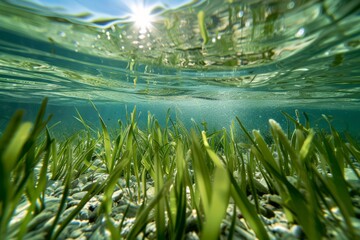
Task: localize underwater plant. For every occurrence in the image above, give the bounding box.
[0,99,359,239]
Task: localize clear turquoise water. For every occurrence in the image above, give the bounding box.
[0,0,359,135]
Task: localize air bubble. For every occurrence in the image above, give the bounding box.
[288,1,295,9]
[295,28,305,38]
[58,31,66,37]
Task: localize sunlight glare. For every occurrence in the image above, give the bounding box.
[129,2,155,33]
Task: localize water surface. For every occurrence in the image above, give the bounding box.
[0,0,359,134]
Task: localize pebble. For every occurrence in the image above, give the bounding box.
[260,204,275,218]
[94,172,108,182]
[117,178,127,188]
[71,178,81,188]
[186,232,200,240]
[253,179,269,195]
[44,196,61,206]
[70,229,83,239]
[72,188,83,196]
[93,159,103,167]
[271,223,290,236]
[79,209,90,220]
[89,210,99,223]
[88,202,99,212]
[68,199,81,207]
[53,186,65,197]
[23,229,47,240]
[69,219,82,227]
[83,224,98,233]
[82,182,100,192]
[232,225,255,240]
[145,223,157,238]
[27,209,55,231]
[112,189,124,202]
[72,191,88,200]
[345,167,359,181]
[290,224,304,239]
[62,205,78,219]
[266,194,282,207]
[146,186,155,198]
[8,156,359,240]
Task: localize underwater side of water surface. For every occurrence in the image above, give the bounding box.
[0,0,359,137]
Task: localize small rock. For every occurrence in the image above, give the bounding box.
[76,234,88,240]
[290,224,304,239]
[232,225,255,240]
[118,178,127,188]
[79,209,90,220]
[272,223,290,236]
[71,178,81,188]
[43,216,56,229]
[89,203,99,212]
[68,199,81,207]
[112,203,138,218]
[253,179,269,195]
[146,187,155,198]
[69,219,82,227]
[93,159,103,167]
[89,209,100,223]
[345,168,359,181]
[53,186,65,197]
[286,176,298,186]
[28,210,56,231]
[44,196,61,206]
[70,229,83,239]
[186,214,199,233]
[260,205,275,218]
[145,222,156,238]
[83,182,101,192]
[94,173,108,182]
[83,224,97,233]
[71,187,82,195]
[62,206,78,219]
[266,194,282,208]
[186,232,200,240]
[263,203,276,211]
[23,229,47,240]
[72,191,88,200]
[112,190,124,202]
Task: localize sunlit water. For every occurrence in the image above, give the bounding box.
[0,0,359,135]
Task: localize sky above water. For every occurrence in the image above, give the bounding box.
[13,0,195,18]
